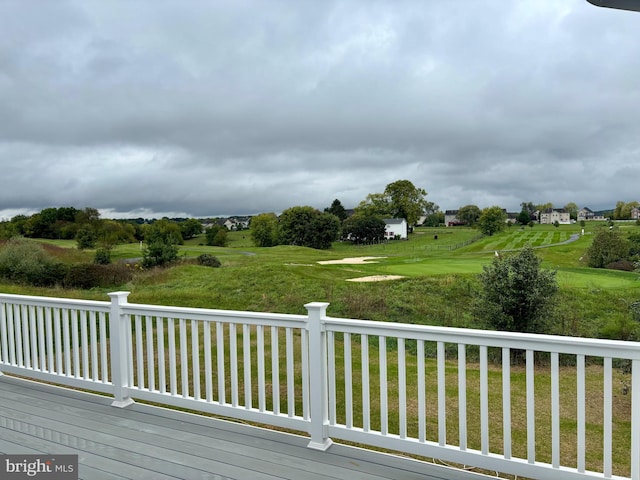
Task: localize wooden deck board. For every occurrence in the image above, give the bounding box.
[0,376,490,480]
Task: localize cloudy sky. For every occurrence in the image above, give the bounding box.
[1,0,639,220]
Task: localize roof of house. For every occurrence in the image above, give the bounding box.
[384,218,406,225]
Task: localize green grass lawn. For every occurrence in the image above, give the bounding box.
[7,223,640,335]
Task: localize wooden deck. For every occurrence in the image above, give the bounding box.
[0,375,491,480]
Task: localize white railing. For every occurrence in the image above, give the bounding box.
[1,292,639,480]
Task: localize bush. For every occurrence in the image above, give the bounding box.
[605,260,635,272]
[75,225,96,250]
[64,264,133,289]
[142,240,179,268]
[205,226,228,247]
[474,245,558,333]
[38,262,69,287]
[586,228,630,268]
[197,254,221,268]
[600,315,639,341]
[0,237,64,286]
[94,248,111,265]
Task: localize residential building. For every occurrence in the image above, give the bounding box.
[444,210,463,226]
[539,208,571,225]
[384,218,408,239]
[577,207,606,222]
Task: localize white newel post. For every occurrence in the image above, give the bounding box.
[0,298,5,376]
[109,291,135,408]
[305,302,333,451]
[632,359,640,480]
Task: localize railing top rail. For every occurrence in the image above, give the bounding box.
[325,316,640,359]
[120,302,308,327]
[0,293,110,312]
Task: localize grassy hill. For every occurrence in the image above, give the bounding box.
[3,222,639,340]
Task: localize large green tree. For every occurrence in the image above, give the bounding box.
[356,180,430,226]
[384,179,429,226]
[516,209,531,225]
[180,218,203,239]
[564,202,579,221]
[324,199,348,221]
[250,213,279,247]
[520,202,536,217]
[308,212,341,249]
[477,206,507,236]
[475,245,558,333]
[613,200,639,220]
[355,193,392,218]
[342,213,386,244]
[457,205,481,226]
[422,211,444,227]
[278,207,340,249]
[278,206,318,246]
[24,207,79,239]
[205,225,228,247]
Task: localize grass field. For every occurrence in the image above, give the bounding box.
[20,222,639,340]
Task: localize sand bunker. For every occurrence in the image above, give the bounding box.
[317,256,387,265]
[346,275,405,282]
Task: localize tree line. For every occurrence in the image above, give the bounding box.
[250,180,436,248]
[0,208,229,266]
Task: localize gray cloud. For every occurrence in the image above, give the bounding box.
[1,0,639,220]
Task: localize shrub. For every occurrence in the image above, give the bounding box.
[75,225,96,250]
[605,260,635,271]
[94,248,111,265]
[600,315,639,341]
[64,264,133,289]
[197,254,221,268]
[0,237,64,286]
[142,240,179,268]
[38,262,69,287]
[586,228,630,268]
[205,226,228,247]
[474,245,558,333]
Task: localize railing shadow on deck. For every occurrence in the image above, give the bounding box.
[1,292,639,480]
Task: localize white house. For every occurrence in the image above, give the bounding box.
[384,218,408,239]
[444,210,462,226]
[577,207,606,222]
[538,208,571,225]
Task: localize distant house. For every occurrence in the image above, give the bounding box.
[577,207,594,221]
[632,206,640,220]
[221,216,252,231]
[539,208,571,225]
[506,212,519,224]
[577,207,606,222]
[384,218,408,239]
[444,210,463,226]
